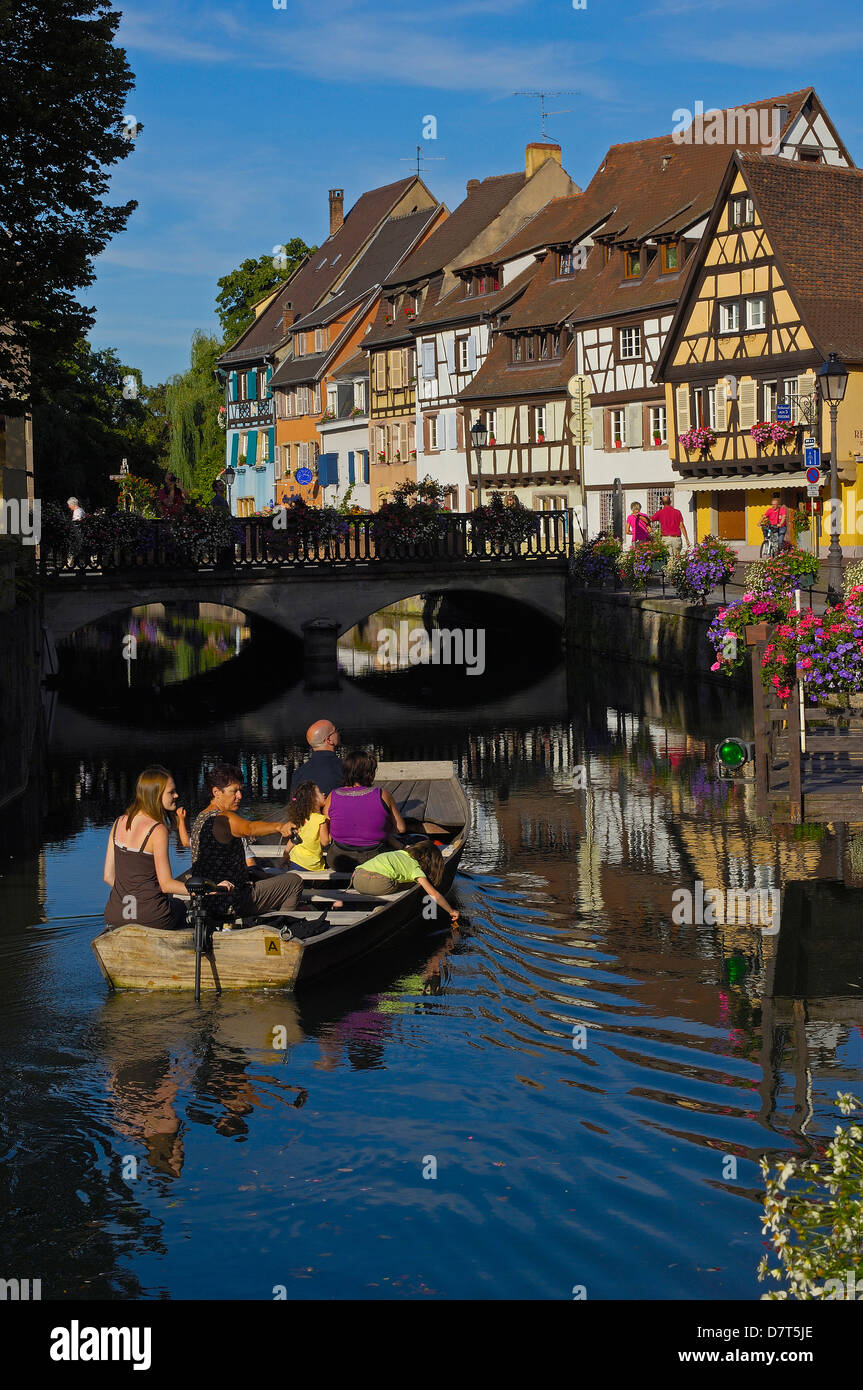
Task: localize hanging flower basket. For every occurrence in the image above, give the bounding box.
[750,420,773,446]
[770,420,798,445]
[678,426,716,452]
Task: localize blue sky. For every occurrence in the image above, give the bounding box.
[91,0,863,384]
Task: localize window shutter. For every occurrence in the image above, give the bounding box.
[467,336,477,372]
[229,371,238,402]
[448,410,458,450]
[797,373,814,421]
[591,408,605,450]
[363,451,370,485]
[390,350,402,390]
[264,365,273,397]
[715,383,727,430]
[627,404,643,448]
[402,348,411,385]
[675,387,690,434]
[738,380,757,429]
[348,451,355,484]
[267,427,275,462]
[457,412,464,450]
[445,337,455,373]
[422,342,435,378]
[299,441,307,468]
[313,385,321,414]
[374,354,385,391]
[602,409,612,451]
[423,415,430,452]
[247,430,259,466]
[229,433,239,467]
[247,370,258,401]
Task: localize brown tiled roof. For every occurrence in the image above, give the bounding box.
[217,278,305,365]
[289,206,441,333]
[269,350,328,389]
[739,154,863,362]
[459,345,572,402]
[333,349,368,378]
[413,260,540,331]
[381,172,526,290]
[218,176,427,365]
[454,194,588,268]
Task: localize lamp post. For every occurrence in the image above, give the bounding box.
[223,466,236,516]
[470,415,488,512]
[817,352,848,603]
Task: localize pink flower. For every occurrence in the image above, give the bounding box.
[711,661,721,671]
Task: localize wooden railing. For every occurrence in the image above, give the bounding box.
[39,510,574,578]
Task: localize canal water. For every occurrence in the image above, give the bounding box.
[1,601,861,1300]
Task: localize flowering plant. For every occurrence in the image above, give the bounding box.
[570,533,623,586]
[708,592,788,675]
[745,549,820,596]
[218,405,227,430]
[471,492,539,550]
[759,593,863,701]
[770,420,797,444]
[758,1093,863,1300]
[270,497,348,544]
[670,534,737,603]
[372,477,448,549]
[618,533,669,590]
[117,473,159,518]
[678,426,716,451]
[321,408,336,421]
[750,420,774,446]
[377,450,386,463]
[349,405,364,418]
[167,503,240,562]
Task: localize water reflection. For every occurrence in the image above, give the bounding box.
[3,643,863,1297]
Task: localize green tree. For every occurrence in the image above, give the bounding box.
[164,331,223,501]
[0,0,137,412]
[33,339,166,507]
[215,238,315,347]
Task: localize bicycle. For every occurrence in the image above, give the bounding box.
[759,523,786,560]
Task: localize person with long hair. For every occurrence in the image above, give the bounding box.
[104,766,209,929]
[323,749,406,872]
[156,471,187,520]
[287,782,331,872]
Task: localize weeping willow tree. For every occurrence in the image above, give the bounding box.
[165,330,223,499]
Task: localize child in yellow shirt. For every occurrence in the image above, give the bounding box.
[287,782,331,872]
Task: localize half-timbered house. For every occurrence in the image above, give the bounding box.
[655,153,863,557]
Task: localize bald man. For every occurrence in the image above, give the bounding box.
[289,720,345,797]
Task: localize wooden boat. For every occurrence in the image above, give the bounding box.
[91,761,469,992]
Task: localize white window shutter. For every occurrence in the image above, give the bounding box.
[445,337,455,373]
[448,410,458,450]
[715,383,727,430]
[467,336,477,372]
[797,373,814,421]
[313,384,321,414]
[416,413,425,454]
[591,407,605,449]
[422,342,435,378]
[739,380,757,429]
[675,387,690,434]
[628,404,643,448]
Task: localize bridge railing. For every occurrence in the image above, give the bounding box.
[39,511,574,577]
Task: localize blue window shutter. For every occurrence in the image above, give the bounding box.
[348,451,355,484]
[363,450,370,485]
[268,426,275,461]
[317,452,327,486]
[246,430,258,466]
[229,433,239,468]
[265,365,273,397]
[247,370,258,401]
[467,336,477,372]
[229,371,238,402]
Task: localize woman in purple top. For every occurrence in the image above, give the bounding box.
[323,750,406,872]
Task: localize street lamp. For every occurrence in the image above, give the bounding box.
[470,416,488,511]
[223,466,236,515]
[817,351,848,602]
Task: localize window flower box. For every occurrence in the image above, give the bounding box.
[750,421,773,447]
[678,426,716,452]
[377,451,387,463]
[770,420,798,445]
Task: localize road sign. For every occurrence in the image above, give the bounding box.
[803,435,817,449]
[569,410,592,446]
[807,483,820,497]
[776,402,792,422]
[804,446,821,474]
[295,467,313,485]
[567,374,590,398]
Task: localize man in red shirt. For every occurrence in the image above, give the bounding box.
[761,494,788,543]
[650,493,690,553]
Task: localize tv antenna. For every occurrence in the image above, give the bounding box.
[513,91,578,141]
[401,144,446,178]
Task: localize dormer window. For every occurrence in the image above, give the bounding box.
[512,337,523,363]
[660,242,679,274]
[624,250,642,279]
[798,145,821,163]
[464,276,474,298]
[559,249,576,276]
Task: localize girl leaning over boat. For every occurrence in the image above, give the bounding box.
[350,840,459,925]
[104,765,216,930]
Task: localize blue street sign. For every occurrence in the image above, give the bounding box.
[804,451,821,477]
[295,467,313,485]
[776,402,792,422]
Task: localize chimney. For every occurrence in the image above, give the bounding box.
[328,188,344,236]
[466,178,480,194]
[525,142,562,179]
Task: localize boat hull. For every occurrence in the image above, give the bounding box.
[91,923,304,992]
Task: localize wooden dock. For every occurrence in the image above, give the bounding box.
[748,625,863,823]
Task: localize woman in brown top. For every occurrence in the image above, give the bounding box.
[104,765,223,929]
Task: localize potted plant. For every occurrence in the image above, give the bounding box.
[377,450,386,463]
[394,450,401,463]
[771,420,797,445]
[615,439,623,448]
[707,592,789,675]
[570,534,623,587]
[321,408,335,422]
[489,435,496,446]
[618,533,669,590]
[410,449,417,459]
[678,426,717,453]
[218,405,227,429]
[670,534,737,604]
[471,492,539,554]
[538,431,546,443]
[750,421,774,447]
[653,434,662,445]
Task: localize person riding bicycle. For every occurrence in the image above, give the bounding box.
[760,494,788,553]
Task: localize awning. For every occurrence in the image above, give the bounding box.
[683,471,813,493]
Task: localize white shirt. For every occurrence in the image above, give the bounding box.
[71,507,85,521]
